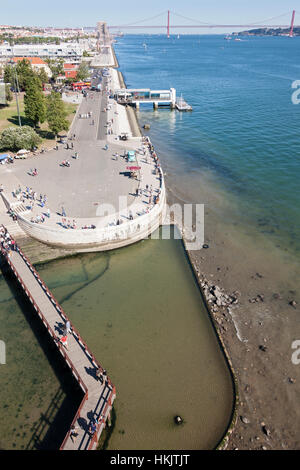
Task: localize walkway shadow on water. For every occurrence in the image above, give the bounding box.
[25,386,81,450]
[0,261,83,450]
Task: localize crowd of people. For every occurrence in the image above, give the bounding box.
[0,226,16,254]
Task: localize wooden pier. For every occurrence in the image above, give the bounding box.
[0,226,116,450]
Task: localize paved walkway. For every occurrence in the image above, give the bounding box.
[0,69,162,236]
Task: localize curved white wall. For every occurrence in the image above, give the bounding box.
[17,182,166,251]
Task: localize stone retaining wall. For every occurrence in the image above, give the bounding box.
[17,183,166,251]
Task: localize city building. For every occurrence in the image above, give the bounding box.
[12,56,52,77]
[0,43,85,61]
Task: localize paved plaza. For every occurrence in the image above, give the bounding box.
[0,69,162,235]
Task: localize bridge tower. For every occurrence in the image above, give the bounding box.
[167,10,170,38]
[289,10,296,37]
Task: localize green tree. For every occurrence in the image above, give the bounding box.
[37,68,49,86]
[15,59,34,90]
[46,91,69,139]
[76,62,89,81]
[5,84,13,103]
[3,65,14,85]
[0,125,42,151]
[24,76,46,127]
[46,58,64,81]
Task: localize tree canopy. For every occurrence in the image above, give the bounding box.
[0,125,42,151]
[24,76,46,127]
[76,62,89,81]
[46,91,69,138]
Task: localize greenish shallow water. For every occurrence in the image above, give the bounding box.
[33,228,234,450]
[0,229,234,450]
[0,267,82,450]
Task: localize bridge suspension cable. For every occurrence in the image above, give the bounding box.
[108,9,297,31]
[114,10,168,28]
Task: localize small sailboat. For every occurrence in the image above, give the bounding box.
[177,34,180,39]
[142,43,147,50]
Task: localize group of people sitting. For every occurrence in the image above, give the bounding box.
[0,226,16,253]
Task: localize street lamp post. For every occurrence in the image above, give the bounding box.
[10,45,22,127]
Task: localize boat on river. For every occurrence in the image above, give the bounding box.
[175,95,192,111]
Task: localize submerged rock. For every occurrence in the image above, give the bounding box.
[174,415,183,425]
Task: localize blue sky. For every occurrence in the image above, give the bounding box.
[1,0,297,32]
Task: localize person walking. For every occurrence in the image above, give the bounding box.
[88,421,97,437]
[61,335,68,349]
[70,425,79,442]
[95,367,103,383]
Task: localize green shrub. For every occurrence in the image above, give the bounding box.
[0,125,42,151]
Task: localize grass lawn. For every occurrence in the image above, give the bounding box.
[0,92,78,150]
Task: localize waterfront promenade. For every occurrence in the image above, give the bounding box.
[0,228,116,450]
[0,68,165,250]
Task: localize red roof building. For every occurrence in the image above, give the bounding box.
[12,57,52,77]
[63,63,78,79]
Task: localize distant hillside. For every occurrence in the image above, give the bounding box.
[238,27,300,36]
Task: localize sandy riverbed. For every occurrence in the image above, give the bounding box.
[169,188,300,450]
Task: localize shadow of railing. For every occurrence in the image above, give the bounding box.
[25,387,64,450]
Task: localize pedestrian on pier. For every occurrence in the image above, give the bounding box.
[70,425,79,442]
[61,335,68,349]
[88,422,97,437]
[95,367,103,383]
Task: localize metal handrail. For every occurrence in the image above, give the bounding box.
[15,245,114,388]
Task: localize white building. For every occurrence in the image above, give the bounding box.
[0,43,85,61]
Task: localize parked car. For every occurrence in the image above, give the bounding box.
[14,154,27,159]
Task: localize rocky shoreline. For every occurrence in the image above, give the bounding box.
[183,209,300,450]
